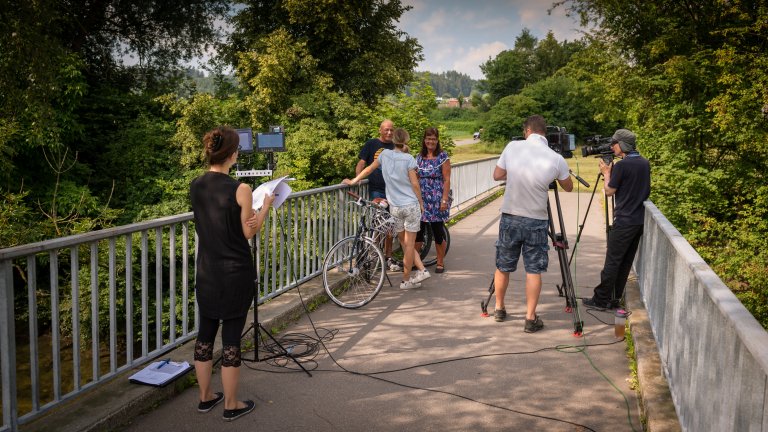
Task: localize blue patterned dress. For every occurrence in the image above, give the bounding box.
[417,151,450,222]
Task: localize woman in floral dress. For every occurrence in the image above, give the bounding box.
[416,127,451,272]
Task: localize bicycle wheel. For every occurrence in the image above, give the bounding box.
[322,236,386,308]
[420,224,451,267]
[416,222,433,261]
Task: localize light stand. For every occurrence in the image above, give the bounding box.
[236,151,311,376]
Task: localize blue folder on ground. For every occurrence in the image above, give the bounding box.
[129,360,193,387]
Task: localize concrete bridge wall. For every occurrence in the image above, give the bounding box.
[635,202,768,432]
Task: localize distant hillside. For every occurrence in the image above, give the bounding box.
[184,68,238,94]
[412,70,481,98]
[185,68,478,99]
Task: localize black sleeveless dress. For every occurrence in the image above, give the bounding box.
[190,172,255,319]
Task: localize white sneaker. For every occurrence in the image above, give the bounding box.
[411,269,431,283]
[387,258,402,272]
[399,280,422,289]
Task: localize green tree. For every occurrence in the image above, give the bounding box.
[470,90,490,112]
[483,95,542,142]
[519,75,596,140]
[479,28,583,104]
[480,47,535,104]
[416,70,478,98]
[1,0,232,234]
[561,0,768,327]
[227,0,423,107]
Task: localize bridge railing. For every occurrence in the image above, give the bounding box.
[0,157,501,431]
[635,202,768,432]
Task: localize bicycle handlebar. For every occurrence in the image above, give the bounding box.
[345,190,388,210]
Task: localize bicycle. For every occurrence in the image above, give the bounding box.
[322,191,397,308]
[415,222,451,267]
[391,222,451,268]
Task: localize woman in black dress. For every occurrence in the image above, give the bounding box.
[189,126,274,422]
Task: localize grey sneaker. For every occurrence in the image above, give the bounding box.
[411,269,431,283]
[524,315,544,333]
[399,279,422,290]
[494,308,507,322]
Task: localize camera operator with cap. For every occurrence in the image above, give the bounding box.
[583,129,651,309]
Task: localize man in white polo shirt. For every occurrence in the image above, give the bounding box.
[492,115,573,332]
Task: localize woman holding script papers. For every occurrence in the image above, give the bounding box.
[190,126,274,422]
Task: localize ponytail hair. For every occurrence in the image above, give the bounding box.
[202,127,239,165]
[392,128,410,148]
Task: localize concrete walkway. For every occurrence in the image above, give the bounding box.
[119,191,644,432]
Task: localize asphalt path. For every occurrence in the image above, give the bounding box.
[454,137,478,146]
[123,192,641,432]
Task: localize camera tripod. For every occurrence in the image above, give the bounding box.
[568,165,614,266]
[570,159,632,310]
[481,173,587,336]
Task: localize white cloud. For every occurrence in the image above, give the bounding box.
[400,0,585,80]
[451,41,508,79]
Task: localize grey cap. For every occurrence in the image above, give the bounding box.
[612,129,636,153]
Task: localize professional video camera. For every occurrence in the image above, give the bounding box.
[581,135,614,164]
[546,126,575,158]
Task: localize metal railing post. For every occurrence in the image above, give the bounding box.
[1,259,18,431]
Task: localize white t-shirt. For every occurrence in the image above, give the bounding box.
[377,149,419,207]
[496,133,570,220]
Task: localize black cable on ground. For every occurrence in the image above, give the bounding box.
[253,273,607,431]
[246,205,636,432]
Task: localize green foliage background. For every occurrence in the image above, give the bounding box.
[2,0,767,333]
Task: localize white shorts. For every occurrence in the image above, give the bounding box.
[390,203,422,233]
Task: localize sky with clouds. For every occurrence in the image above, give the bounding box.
[398,0,587,80]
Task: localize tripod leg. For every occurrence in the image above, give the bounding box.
[240,210,312,376]
[548,189,584,336]
[568,173,603,266]
[480,279,495,317]
[255,323,312,376]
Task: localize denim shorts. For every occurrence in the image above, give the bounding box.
[390,203,422,233]
[495,214,550,274]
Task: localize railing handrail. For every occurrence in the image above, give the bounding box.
[0,157,503,431]
[0,213,194,260]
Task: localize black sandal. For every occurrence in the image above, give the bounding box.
[435,265,445,273]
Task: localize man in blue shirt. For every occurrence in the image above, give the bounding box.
[357,120,395,200]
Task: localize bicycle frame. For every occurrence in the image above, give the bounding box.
[344,192,391,274]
